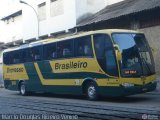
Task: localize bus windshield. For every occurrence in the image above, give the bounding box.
[112,33,155,77]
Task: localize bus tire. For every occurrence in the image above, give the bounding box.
[86,82,98,100]
[19,82,27,96]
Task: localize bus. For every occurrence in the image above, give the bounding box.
[3,29,157,100]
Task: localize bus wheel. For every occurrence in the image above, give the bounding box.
[19,82,27,96]
[86,82,98,100]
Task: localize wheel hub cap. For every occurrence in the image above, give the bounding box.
[88,86,96,97]
[21,85,25,94]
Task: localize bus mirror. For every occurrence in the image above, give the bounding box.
[114,44,120,50]
[116,50,122,61]
[114,44,122,61]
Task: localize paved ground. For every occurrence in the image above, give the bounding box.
[0,76,159,120]
[0,88,159,120]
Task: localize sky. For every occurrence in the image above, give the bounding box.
[0,0,123,19]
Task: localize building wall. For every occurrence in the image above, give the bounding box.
[23,0,108,41]
[75,0,107,23]
[140,25,160,74]
[23,0,77,41]
[105,0,124,5]
[0,21,4,42]
[0,15,22,43]
[86,0,106,13]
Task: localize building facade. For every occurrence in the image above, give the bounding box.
[22,0,107,41]
[0,10,23,44]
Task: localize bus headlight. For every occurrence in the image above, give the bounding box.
[122,83,134,88]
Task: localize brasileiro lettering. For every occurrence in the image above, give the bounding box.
[7,68,24,73]
[55,61,88,70]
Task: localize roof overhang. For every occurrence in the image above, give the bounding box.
[1,10,22,21]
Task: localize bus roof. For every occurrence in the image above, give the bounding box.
[3,29,142,53]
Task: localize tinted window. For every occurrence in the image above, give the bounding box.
[3,53,10,65]
[43,43,57,60]
[94,34,118,76]
[57,40,73,58]
[75,36,93,57]
[20,49,29,63]
[10,51,20,64]
[4,50,29,64]
[112,33,155,76]
[29,46,43,61]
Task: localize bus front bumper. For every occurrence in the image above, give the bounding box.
[98,82,157,97]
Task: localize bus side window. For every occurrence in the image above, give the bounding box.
[5,52,14,64]
[43,43,57,60]
[84,45,92,56]
[75,36,93,57]
[94,34,118,76]
[3,53,10,65]
[30,46,42,61]
[57,40,73,58]
[20,49,29,63]
[11,51,20,64]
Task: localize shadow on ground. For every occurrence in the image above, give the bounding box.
[13,91,154,103]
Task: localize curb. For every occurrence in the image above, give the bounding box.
[146,90,160,95]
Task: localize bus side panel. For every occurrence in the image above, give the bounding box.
[24,60,108,95]
[98,82,157,97]
[3,64,29,91]
[24,62,83,95]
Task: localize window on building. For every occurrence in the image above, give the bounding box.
[6,19,9,24]
[50,0,64,17]
[11,17,14,22]
[38,2,46,21]
[43,43,57,60]
[74,36,93,57]
[57,40,73,58]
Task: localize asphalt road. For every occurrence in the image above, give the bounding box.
[0,88,160,120]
